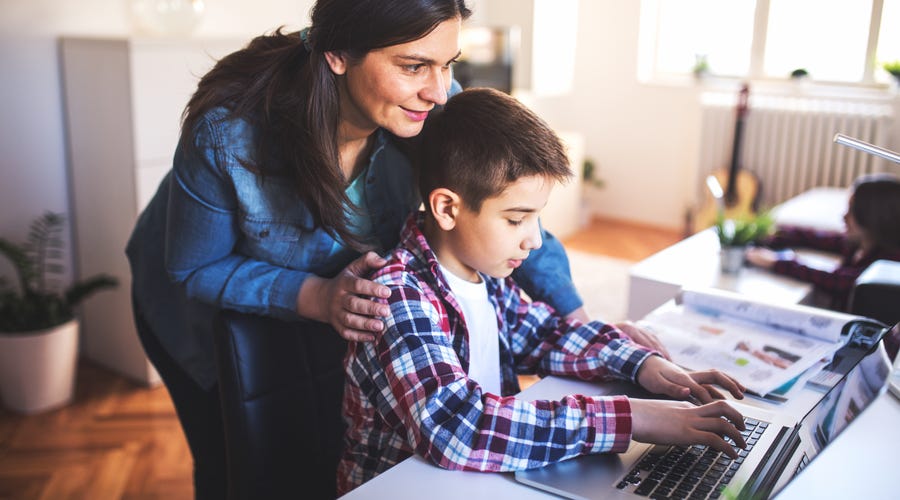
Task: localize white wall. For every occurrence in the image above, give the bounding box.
[473,0,705,229]
[526,0,703,229]
[0,0,314,281]
[2,0,898,259]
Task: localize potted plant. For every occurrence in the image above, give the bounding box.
[692,53,710,79]
[0,212,117,414]
[883,60,900,85]
[790,68,809,80]
[714,211,774,273]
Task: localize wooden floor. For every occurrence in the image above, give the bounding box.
[0,216,683,500]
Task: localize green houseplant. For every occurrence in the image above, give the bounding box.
[883,60,900,84]
[714,211,775,273]
[0,212,117,413]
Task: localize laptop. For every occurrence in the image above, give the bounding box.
[515,319,894,500]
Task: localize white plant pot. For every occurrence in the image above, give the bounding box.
[0,319,79,414]
[720,246,746,274]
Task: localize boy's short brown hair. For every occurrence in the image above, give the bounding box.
[417,87,572,212]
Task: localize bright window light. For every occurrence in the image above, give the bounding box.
[532,0,578,96]
[877,0,900,75]
[654,0,755,77]
[642,0,893,85]
[764,0,872,81]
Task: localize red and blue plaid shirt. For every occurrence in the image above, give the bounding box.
[337,213,656,494]
[767,226,900,310]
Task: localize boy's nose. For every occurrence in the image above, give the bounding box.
[522,223,543,251]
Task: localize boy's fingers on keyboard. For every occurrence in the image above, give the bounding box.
[707,417,747,450]
[697,432,740,459]
[696,400,746,431]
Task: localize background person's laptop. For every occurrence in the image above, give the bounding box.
[515,323,893,500]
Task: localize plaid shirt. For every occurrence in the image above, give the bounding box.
[337,213,655,494]
[767,226,900,309]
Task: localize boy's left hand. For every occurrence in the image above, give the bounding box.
[614,321,671,360]
[636,355,746,404]
[563,309,672,361]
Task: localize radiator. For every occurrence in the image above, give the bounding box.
[698,92,895,209]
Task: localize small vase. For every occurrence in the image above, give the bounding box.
[720,246,745,274]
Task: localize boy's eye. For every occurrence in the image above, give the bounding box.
[507,219,524,226]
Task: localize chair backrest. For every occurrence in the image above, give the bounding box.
[849,259,900,324]
[849,259,900,360]
[213,310,347,499]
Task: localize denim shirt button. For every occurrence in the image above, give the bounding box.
[259,229,270,238]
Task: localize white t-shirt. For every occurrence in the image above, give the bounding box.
[438,263,502,396]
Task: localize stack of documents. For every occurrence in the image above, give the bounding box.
[637,287,860,397]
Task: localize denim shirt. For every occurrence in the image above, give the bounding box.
[126,107,583,389]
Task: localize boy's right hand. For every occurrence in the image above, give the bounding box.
[629,399,747,459]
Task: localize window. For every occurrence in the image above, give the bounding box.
[641,0,900,85]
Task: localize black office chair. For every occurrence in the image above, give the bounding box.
[213,310,347,500]
[848,259,900,359]
[849,260,900,324]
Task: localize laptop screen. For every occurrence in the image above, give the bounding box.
[788,340,892,475]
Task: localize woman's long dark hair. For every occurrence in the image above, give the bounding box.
[181,0,471,250]
[850,173,900,251]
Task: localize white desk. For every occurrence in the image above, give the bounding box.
[627,187,849,321]
[627,229,819,320]
[338,378,607,499]
[341,373,899,499]
[340,371,826,499]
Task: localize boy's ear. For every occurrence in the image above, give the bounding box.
[324,51,348,75]
[429,188,461,230]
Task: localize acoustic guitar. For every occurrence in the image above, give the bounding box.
[692,83,760,232]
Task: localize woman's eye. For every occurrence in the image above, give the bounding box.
[404,64,425,73]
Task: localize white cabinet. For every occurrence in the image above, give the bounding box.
[540,131,584,240]
[60,36,245,384]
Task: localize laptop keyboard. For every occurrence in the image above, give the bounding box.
[616,417,768,499]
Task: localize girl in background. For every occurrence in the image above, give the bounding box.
[746,174,900,311]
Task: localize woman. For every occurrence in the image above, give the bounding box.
[126,0,595,497]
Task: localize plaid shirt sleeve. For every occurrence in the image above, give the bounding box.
[358,277,638,474]
[497,278,656,383]
[772,258,860,299]
[767,226,856,304]
[766,226,848,253]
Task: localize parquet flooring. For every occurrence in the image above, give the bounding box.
[0,215,683,499]
[0,361,192,499]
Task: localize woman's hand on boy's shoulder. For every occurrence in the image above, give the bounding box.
[296,251,392,342]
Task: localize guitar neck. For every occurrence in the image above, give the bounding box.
[726,84,750,204]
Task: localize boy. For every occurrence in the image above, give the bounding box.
[337,88,747,494]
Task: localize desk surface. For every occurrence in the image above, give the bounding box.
[340,371,837,499]
[342,375,900,500]
[627,228,821,320]
[627,186,848,321]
